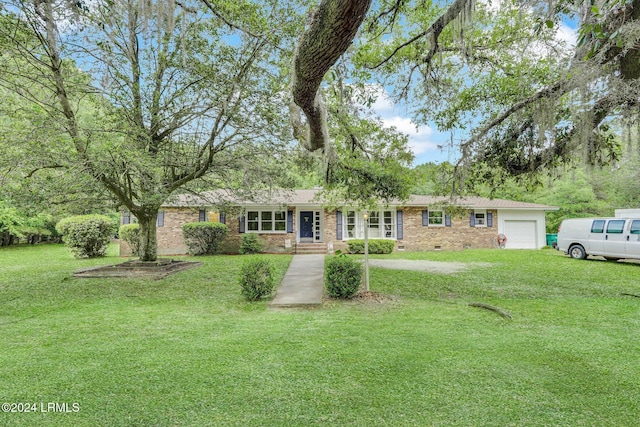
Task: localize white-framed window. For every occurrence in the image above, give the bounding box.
[246,210,286,233]
[347,211,357,238]
[383,211,394,237]
[428,210,444,226]
[369,211,380,238]
[474,210,487,227]
[343,209,396,239]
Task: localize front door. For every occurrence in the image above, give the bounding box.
[300,211,314,240]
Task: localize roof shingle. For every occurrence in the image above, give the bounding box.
[162,189,558,211]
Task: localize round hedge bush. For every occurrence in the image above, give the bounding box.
[181,222,228,255]
[239,258,275,301]
[55,214,116,258]
[325,254,362,299]
[346,239,395,254]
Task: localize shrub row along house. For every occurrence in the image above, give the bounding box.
[119,189,558,256]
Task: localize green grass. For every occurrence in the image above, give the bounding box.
[1,245,639,426]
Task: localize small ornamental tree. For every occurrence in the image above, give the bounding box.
[239,233,264,255]
[55,215,116,258]
[119,224,141,257]
[182,222,228,256]
[325,253,362,299]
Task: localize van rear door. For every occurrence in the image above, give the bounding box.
[626,220,640,257]
[604,219,627,258]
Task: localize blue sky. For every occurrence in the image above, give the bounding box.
[370,88,457,165]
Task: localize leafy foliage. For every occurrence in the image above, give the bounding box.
[239,258,276,301]
[55,215,116,258]
[239,233,264,255]
[0,201,56,245]
[182,222,229,256]
[347,239,395,254]
[0,1,304,261]
[119,224,141,257]
[325,254,362,299]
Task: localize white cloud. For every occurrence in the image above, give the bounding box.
[367,85,440,158]
[556,22,577,48]
[382,116,438,156]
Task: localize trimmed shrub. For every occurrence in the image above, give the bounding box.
[347,239,395,254]
[239,258,275,301]
[55,214,116,258]
[182,222,229,256]
[239,233,263,254]
[325,254,362,299]
[119,223,141,256]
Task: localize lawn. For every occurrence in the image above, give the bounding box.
[1,244,639,426]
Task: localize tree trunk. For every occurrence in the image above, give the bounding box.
[137,214,158,262]
[291,0,372,151]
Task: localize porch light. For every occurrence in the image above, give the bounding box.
[363,212,370,292]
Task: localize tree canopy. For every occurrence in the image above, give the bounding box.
[0,0,302,260]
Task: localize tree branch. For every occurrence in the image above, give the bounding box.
[369,0,473,70]
[291,0,373,152]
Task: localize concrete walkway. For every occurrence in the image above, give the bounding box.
[269,254,325,308]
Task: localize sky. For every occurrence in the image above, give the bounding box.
[370,88,456,166]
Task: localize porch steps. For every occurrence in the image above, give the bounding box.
[295,243,327,254]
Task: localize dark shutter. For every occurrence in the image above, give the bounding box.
[238,216,245,233]
[422,210,429,226]
[287,210,293,233]
[199,209,206,222]
[470,211,475,227]
[123,210,130,225]
[445,214,452,227]
[396,210,404,240]
[487,212,493,227]
[219,212,226,224]
[336,211,343,240]
[156,210,164,227]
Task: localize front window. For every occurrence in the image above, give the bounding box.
[347,211,356,238]
[631,220,640,235]
[246,210,287,233]
[369,211,380,238]
[274,211,286,231]
[474,210,486,226]
[261,211,273,231]
[247,211,259,231]
[429,210,444,226]
[343,210,395,240]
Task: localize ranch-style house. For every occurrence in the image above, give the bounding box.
[119,189,558,256]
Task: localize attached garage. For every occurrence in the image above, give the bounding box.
[498,209,549,249]
[503,220,537,249]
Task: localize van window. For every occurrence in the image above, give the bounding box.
[631,220,640,235]
[591,220,606,233]
[606,220,626,234]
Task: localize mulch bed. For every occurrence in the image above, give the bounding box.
[324,291,398,305]
[73,259,202,279]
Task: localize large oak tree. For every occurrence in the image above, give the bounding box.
[1,0,299,261]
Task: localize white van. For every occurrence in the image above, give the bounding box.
[557,217,640,260]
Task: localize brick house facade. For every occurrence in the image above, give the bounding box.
[119,189,556,256]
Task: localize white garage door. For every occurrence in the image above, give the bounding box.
[504,220,537,249]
